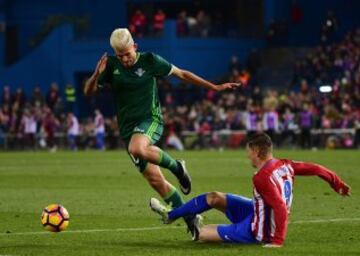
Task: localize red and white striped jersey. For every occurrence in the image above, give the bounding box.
[251,158,346,245]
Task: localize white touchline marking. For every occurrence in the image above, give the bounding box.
[291,217,360,224]
[0,226,182,236]
[1,217,359,236]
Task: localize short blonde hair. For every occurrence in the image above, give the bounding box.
[110,28,134,51]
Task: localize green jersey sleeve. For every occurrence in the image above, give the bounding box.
[151,53,173,77]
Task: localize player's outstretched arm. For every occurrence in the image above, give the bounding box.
[84,53,108,96]
[170,66,241,92]
[290,160,351,196]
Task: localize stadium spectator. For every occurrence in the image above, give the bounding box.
[129,10,147,37]
[53,97,65,118]
[176,10,189,36]
[11,88,26,109]
[262,106,279,144]
[290,1,303,25]
[228,55,242,72]
[299,104,313,149]
[244,104,259,138]
[1,85,11,106]
[246,49,261,76]
[42,107,58,152]
[31,85,45,107]
[67,112,79,151]
[251,86,263,107]
[79,117,94,150]
[281,107,297,147]
[64,84,77,114]
[46,82,59,110]
[152,9,166,36]
[0,104,11,133]
[106,116,120,149]
[22,108,37,150]
[94,109,105,150]
[195,10,211,38]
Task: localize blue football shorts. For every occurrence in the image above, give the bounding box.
[217,194,259,244]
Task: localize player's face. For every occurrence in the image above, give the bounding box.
[115,44,137,68]
[246,144,259,168]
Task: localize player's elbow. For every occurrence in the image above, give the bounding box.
[181,70,193,80]
[83,87,90,96]
[83,83,95,96]
[174,69,191,81]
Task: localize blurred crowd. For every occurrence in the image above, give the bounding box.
[129,8,224,38]
[160,28,360,150]
[0,83,117,151]
[1,28,359,151]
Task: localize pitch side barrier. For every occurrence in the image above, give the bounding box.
[0,128,357,150]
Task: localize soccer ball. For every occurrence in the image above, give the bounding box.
[41,204,70,232]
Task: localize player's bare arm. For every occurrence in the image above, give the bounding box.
[170,66,241,91]
[84,53,108,96]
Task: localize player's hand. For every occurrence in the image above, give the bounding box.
[263,243,283,248]
[338,183,351,196]
[215,82,242,91]
[95,52,108,76]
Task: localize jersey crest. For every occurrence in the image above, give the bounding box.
[135,68,146,77]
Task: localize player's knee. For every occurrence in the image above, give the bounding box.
[198,227,207,241]
[198,226,215,242]
[206,191,223,207]
[128,145,145,158]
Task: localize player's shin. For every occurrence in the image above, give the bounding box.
[163,185,184,208]
[168,193,211,220]
[157,149,181,176]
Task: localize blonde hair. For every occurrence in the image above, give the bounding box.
[110,28,134,51]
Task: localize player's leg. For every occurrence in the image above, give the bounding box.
[142,163,183,205]
[150,191,226,222]
[197,220,259,243]
[198,225,223,242]
[150,192,256,242]
[141,162,200,237]
[150,192,226,241]
[128,120,191,194]
[128,134,182,176]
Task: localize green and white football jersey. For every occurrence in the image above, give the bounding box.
[98,52,172,139]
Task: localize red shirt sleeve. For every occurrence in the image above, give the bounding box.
[253,173,288,245]
[288,160,345,193]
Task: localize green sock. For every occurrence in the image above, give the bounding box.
[163,186,184,208]
[158,150,181,176]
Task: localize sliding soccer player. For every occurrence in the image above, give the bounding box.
[150,133,351,245]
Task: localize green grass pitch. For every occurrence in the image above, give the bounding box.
[0,150,359,256]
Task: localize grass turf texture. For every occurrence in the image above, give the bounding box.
[0,150,359,256]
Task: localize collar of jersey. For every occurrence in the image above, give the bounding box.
[257,158,278,173]
[133,52,140,65]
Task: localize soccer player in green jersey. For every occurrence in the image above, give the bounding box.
[84,28,240,236]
